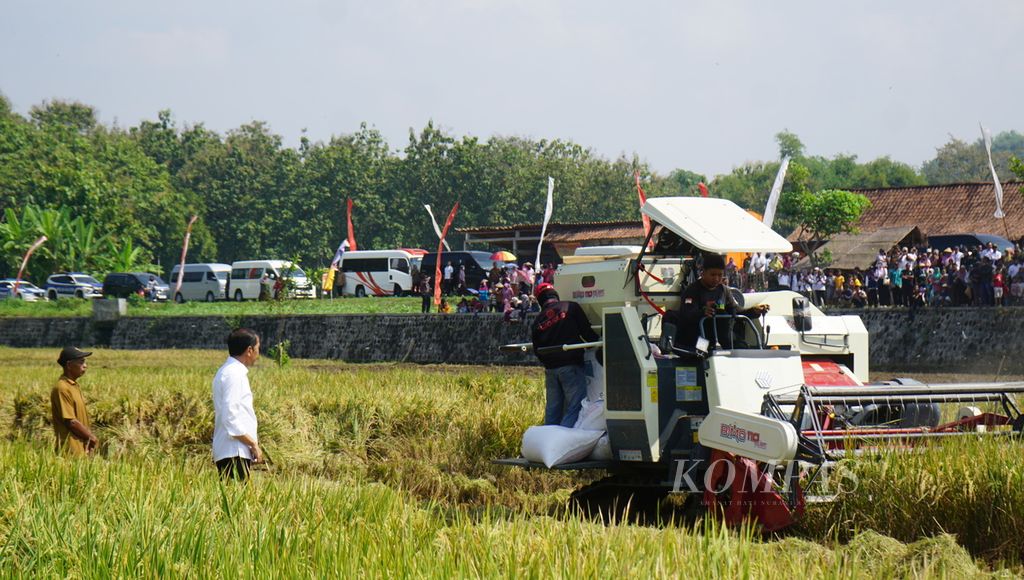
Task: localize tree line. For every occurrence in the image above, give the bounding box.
[1,93,1022,280]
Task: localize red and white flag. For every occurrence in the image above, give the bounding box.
[698,182,709,198]
[14,236,47,295]
[346,198,358,250]
[424,204,451,251]
[433,202,460,308]
[980,123,1006,219]
[634,172,652,242]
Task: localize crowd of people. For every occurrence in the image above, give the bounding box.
[409,239,1024,317]
[728,241,1024,309]
[413,260,557,320]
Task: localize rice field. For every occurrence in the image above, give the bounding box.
[0,347,1021,577]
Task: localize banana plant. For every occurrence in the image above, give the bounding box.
[103,238,159,274]
[65,216,110,273]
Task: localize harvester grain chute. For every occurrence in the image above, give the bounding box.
[495,197,1024,532]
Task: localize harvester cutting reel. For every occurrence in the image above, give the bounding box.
[763,380,1024,461]
[689,379,1024,532]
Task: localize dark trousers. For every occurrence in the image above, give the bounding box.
[421,294,431,313]
[216,456,251,481]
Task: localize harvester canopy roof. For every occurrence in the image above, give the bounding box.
[642,197,793,254]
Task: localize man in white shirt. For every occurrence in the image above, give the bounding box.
[808,267,827,306]
[953,248,964,269]
[212,328,263,480]
[443,261,454,295]
[875,249,887,268]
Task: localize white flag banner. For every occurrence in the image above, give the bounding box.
[535,177,555,271]
[762,156,790,228]
[980,123,1006,219]
[424,204,451,251]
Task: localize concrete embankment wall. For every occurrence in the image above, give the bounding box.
[0,314,537,365]
[0,308,1022,373]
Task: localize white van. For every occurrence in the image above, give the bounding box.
[337,250,415,297]
[168,263,231,302]
[229,260,316,301]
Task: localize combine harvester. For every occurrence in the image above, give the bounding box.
[498,197,1024,531]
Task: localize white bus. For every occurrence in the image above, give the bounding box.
[337,250,415,297]
[229,260,316,301]
[168,263,232,302]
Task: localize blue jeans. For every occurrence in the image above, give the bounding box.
[544,364,588,427]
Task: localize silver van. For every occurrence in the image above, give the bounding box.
[168,263,232,302]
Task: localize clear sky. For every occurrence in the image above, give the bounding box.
[2,0,1021,177]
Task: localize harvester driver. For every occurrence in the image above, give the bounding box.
[531,283,599,427]
[671,253,768,350]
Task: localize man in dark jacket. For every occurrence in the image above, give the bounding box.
[531,283,599,427]
[672,254,768,350]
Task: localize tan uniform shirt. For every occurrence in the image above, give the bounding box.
[50,376,90,456]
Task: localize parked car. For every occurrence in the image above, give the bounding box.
[0,279,47,301]
[168,263,231,302]
[419,251,497,294]
[229,260,316,301]
[103,272,170,301]
[337,250,415,297]
[925,233,1015,252]
[44,273,103,300]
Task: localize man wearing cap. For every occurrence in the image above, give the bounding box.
[671,254,769,350]
[531,283,599,427]
[51,346,99,456]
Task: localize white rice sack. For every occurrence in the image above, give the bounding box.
[521,425,603,468]
[573,398,606,431]
[584,350,605,401]
[588,433,612,461]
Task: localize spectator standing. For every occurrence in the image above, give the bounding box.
[541,263,556,284]
[259,272,272,301]
[50,347,98,456]
[901,266,915,307]
[443,262,454,295]
[832,270,845,306]
[725,257,739,288]
[522,262,535,289]
[478,279,490,304]
[1011,261,1024,305]
[952,267,969,306]
[457,264,467,295]
[490,283,502,312]
[212,329,263,481]
[877,264,892,306]
[889,262,903,306]
[750,252,768,291]
[147,275,158,301]
[418,275,432,313]
[808,268,827,307]
[777,269,791,293]
[501,282,514,314]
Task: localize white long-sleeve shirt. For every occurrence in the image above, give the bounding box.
[212,356,258,461]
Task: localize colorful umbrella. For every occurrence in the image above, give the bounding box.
[490,250,516,262]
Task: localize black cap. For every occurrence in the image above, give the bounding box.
[58,346,92,365]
